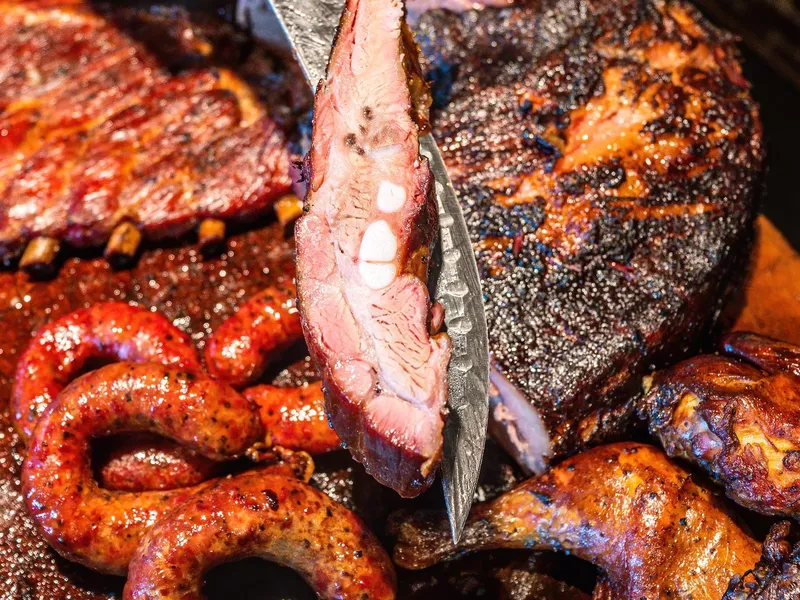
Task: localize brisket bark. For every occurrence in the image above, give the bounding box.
[413,0,764,468]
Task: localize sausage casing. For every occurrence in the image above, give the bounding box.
[22,362,264,575]
[124,471,396,600]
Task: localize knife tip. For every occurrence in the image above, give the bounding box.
[444,487,471,545]
[448,512,467,545]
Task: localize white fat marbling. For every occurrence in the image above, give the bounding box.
[359,220,397,263]
[377,181,406,213]
[358,261,397,290]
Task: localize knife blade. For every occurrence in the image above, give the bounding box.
[237,0,490,543]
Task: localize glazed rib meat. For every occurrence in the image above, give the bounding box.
[295,0,451,497]
[0,1,291,262]
[412,0,763,470]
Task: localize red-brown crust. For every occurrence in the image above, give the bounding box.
[205,281,302,388]
[21,362,264,575]
[392,442,761,600]
[0,1,292,260]
[12,301,201,439]
[723,332,800,378]
[320,368,443,497]
[244,382,341,455]
[124,471,396,600]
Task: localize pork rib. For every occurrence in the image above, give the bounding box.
[0,1,291,262]
[296,0,451,497]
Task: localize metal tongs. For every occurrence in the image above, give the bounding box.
[236,0,490,542]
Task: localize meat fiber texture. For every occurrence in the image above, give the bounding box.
[296,0,451,497]
[0,0,291,260]
[413,0,764,469]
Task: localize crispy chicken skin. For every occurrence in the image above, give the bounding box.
[725,521,800,600]
[641,333,800,516]
[392,443,760,600]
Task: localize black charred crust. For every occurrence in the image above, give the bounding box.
[725,522,800,600]
[414,0,763,459]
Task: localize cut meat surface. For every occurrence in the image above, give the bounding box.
[296,0,451,497]
[413,0,764,470]
[0,1,292,262]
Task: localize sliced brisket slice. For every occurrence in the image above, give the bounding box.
[413,0,764,470]
[296,0,451,497]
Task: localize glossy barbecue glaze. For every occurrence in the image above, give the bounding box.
[725,521,800,600]
[205,281,303,388]
[296,0,451,498]
[723,332,800,378]
[415,0,763,469]
[10,302,220,492]
[21,363,265,575]
[0,1,776,598]
[392,443,761,600]
[124,471,396,600]
[96,433,221,493]
[12,302,201,439]
[96,380,342,493]
[642,333,800,517]
[0,1,292,261]
[245,382,341,455]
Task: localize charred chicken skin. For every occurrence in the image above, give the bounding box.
[641,333,800,517]
[391,442,761,600]
[725,521,800,600]
[295,0,450,497]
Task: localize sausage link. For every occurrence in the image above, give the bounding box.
[205,282,303,388]
[101,383,339,492]
[96,433,222,492]
[21,362,265,575]
[245,382,341,455]
[124,471,397,600]
[12,302,201,439]
[12,302,212,492]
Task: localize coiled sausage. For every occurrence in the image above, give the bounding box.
[22,363,265,575]
[12,302,212,492]
[124,470,396,600]
[13,302,201,438]
[205,282,302,388]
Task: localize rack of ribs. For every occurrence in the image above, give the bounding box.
[0,0,292,274]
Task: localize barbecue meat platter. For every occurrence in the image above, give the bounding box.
[0,0,797,598]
